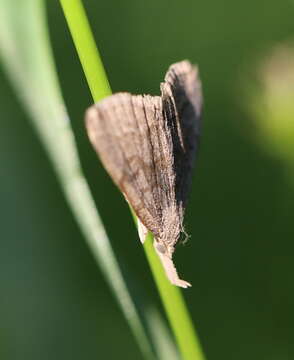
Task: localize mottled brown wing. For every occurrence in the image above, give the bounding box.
[161,60,202,208]
[85,61,202,288]
[85,92,173,238]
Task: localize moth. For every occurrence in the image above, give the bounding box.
[85,60,202,288]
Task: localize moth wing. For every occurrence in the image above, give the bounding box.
[85,61,203,289]
[85,92,171,238]
[161,60,202,207]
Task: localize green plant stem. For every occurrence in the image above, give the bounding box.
[0,1,155,359]
[59,1,205,359]
[143,234,205,360]
[59,0,111,102]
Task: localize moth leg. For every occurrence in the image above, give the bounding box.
[138,219,148,243]
[153,241,192,288]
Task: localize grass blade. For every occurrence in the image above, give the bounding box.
[58,1,206,359]
[0,0,176,358]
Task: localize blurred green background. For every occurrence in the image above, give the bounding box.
[1,0,294,359]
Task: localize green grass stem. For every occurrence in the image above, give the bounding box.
[59,0,111,102]
[59,1,206,359]
[143,233,205,360]
[0,1,159,359]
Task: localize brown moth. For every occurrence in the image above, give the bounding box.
[85,60,202,288]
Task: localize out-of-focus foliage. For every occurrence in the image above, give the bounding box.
[0,1,179,360]
[1,0,294,360]
[246,44,294,164]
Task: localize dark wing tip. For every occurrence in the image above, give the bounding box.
[165,60,197,79]
[162,60,203,118]
[159,60,203,207]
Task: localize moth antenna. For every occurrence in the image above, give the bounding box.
[181,227,190,245]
